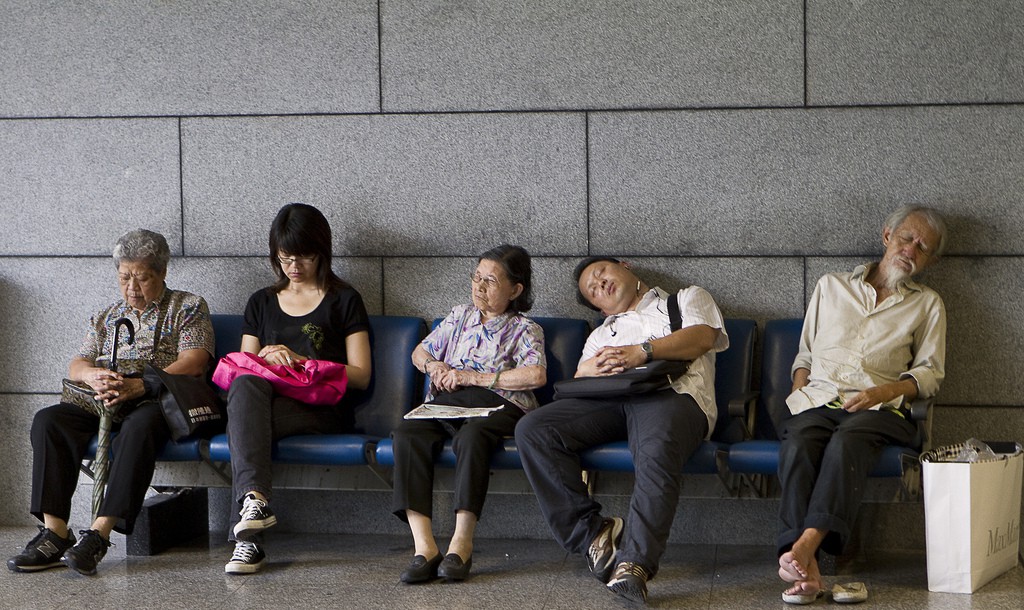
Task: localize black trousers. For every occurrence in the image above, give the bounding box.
[776,406,918,556]
[390,404,525,521]
[515,390,708,578]
[30,401,170,535]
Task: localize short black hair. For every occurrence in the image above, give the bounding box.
[268,203,348,293]
[573,256,621,311]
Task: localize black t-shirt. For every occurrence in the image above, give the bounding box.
[241,286,370,364]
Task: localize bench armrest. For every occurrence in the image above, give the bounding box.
[728,390,759,438]
[908,396,933,421]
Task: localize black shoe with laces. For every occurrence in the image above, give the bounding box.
[225,541,266,575]
[586,516,624,583]
[607,561,650,605]
[7,526,76,572]
[62,529,111,576]
[233,493,277,540]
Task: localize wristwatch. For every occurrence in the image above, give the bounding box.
[640,341,654,363]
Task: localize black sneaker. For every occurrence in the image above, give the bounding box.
[607,561,650,605]
[586,516,624,582]
[233,493,277,540]
[61,529,111,576]
[7,526,76,572]
[225,541,266,575]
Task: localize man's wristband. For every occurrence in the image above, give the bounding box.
[640,341,654,363]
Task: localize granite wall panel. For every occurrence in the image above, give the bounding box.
[383,256,804,326]
[0,258,125,393]
[181,114,587,257]
[589,107,1024,256]
[0,0,379,117]
[382,0,803,112]
[0,395,52,526]
[0,119,180,255]
[807,0,1024,106]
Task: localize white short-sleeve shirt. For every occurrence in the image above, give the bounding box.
[582,286,729,437]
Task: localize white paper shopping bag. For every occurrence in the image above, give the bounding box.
[922,443,1022,593]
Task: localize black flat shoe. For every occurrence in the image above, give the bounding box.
[400,554,442,583]
[437,553,472,581]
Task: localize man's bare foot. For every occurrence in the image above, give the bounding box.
[779,551,808,582]
[780,530,825,583]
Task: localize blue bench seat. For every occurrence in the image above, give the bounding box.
[374,316,591,469]
[726,318,931,493]
[727,439,919,478]
[204,313,426,467]
[86,435,206,462]
[376,317,756,477]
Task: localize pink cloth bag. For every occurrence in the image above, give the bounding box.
[212,351,348,406]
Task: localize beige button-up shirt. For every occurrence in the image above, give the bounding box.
[786,264,946,416]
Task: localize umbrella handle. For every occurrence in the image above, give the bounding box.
[110,318,135,372]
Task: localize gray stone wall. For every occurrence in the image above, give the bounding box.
[2,1,1022,531]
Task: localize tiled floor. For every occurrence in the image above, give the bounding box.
[0,527,1021,609]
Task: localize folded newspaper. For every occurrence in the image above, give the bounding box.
[403,403,505,420]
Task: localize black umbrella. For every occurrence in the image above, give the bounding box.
[92,317,135,520]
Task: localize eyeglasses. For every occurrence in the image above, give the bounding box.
[471,273,501,290]
[118,272,158,285]
[278,255,317,267]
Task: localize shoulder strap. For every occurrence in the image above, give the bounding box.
[667,293,682,332]
[151,288,170,355]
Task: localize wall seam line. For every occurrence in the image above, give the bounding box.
[585,111,591,256]
[178,117,185,256]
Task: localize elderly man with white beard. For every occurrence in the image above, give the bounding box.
[775,206,948,604]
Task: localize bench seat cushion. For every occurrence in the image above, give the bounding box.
[207,432,377,466]
[87,435,205,462]
[375,437,523,470]
[727,439,918,478]
[580,440,726,475]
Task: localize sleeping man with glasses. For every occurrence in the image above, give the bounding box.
[776,205,948,605]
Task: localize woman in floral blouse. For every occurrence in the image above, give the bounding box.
[392,244,546,584]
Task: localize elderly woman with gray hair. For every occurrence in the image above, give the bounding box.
[7,229,214,577]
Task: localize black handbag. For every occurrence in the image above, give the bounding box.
[552,359,689,399]
[552,292,688,400]
[144,365,226,441]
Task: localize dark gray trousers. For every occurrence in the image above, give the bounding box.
[515,390,707,578]
[225,375,347,540]
[776,406,918,556]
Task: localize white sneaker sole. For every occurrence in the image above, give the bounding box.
[225,558,265,574]
[233,515,278,540]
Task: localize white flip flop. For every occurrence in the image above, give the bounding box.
[832,582,868,603]
[782,588,824,605]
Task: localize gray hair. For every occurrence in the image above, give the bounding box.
[112,229,171,273]
[884,205,949,258]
